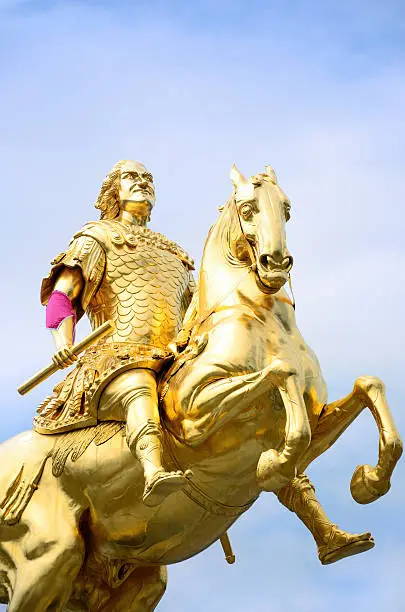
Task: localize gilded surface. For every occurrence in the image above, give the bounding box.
[35,217,194,434]
[0,162,402,611]
[80,220,194,347]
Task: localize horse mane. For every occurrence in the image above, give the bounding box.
[215,195,251,269]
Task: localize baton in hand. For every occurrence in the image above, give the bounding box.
[17,320,115,396]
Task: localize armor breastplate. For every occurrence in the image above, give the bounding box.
[84,222,192,349]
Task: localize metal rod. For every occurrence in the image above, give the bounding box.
[17,320,115,396]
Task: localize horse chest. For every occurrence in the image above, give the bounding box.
[208,306,298,372]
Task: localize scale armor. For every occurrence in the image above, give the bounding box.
[34,220,195,434]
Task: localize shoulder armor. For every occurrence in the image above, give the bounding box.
[41,232,106,319]
[73,220,114,251]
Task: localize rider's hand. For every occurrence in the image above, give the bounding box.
[167,342,179,359]
[168,328,190,358]
[52,346,77,369]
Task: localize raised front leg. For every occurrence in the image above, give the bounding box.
[256,361,311,491]
[299,376,403,504]
[180,358,311,492]
[180,362,280,445]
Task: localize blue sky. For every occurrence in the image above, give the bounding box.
[0,1,404,610]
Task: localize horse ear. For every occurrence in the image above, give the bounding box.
[230,164,246,188]
[265,165,277,184]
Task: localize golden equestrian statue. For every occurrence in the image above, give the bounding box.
[0,161,402,611]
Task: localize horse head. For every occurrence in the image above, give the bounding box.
[229,164,293,293]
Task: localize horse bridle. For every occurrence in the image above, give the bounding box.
[232,194,295,310]
[192,193,295,334]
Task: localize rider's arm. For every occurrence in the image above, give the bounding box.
[48,268,84,348]
[46,267,84,368]
[41,231,105,368]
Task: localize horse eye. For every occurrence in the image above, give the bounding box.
[240,204,253,219]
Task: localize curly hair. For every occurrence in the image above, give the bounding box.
[94,160,148,220]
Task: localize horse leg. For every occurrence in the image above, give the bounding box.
[178,362,278,444]
[180,359,311,490]
[98,565,167,612]
[7,525,84,612]
[276,473,375,564]
[6,529,84,612]
[4,464,85,611]
[0,546,13,606]
[299,375,403,503]
[273,376,403,565]
[253,366,312,491]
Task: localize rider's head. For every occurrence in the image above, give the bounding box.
[95,160,155,223]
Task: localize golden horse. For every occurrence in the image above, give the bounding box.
[0,165,402,611]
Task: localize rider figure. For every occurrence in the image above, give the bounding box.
[34,160,196,506]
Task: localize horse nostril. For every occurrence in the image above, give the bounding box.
[259,255,271,270]
[282,255,293,271]
[259,254,293,271]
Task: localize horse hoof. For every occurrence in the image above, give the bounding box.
[256,449,295,492]
[350,465,390,504]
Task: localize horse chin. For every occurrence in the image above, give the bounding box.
[255,270,288,294]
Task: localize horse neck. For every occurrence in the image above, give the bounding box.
[198,201,249,315]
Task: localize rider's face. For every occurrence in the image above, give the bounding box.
[119,162,156,217]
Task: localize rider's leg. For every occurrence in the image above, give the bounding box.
[298,376,402,503]
[276,473,374,564]
[99,565,167,612]
[99,369,186,507]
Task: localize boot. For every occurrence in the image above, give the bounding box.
[128,420,186,507]
[277,473,374,564]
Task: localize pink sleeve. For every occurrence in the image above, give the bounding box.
[46,290,76,330]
